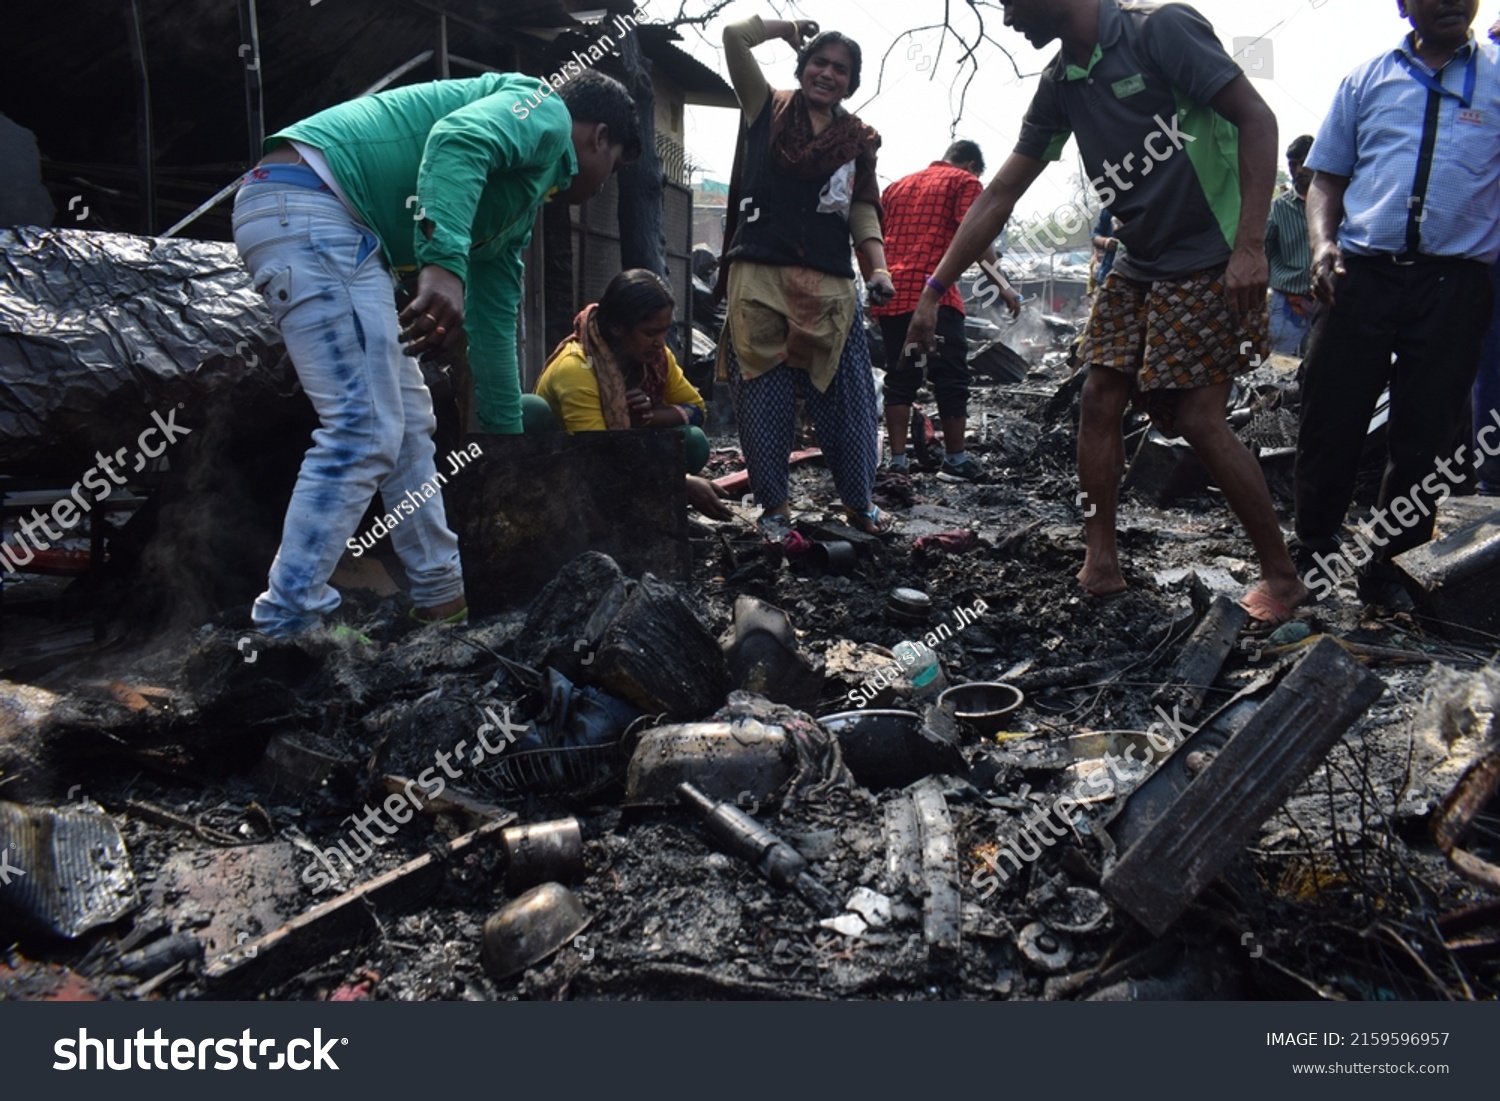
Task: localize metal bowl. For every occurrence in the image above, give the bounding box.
[938,682,1025,734]
[481,883,591,980]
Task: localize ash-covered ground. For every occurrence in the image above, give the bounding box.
[2,359,1497,1003]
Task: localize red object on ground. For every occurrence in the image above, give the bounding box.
[711,448,823,497]
[17,548,106,576]
[0,961,101,1001]
[782,531,812,556]
[327,968,380,1001]
[913,530,978,555]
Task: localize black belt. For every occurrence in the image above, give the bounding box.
[1346,252,1478,267]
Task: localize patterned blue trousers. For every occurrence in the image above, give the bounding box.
[725,299,879,512]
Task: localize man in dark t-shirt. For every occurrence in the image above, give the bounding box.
[906,0,1306,625]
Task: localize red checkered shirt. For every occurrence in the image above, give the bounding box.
[870,161,984,317]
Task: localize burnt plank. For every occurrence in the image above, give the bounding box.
[1394,510,1500,644]
[1431,741,1500,853]
[1153,594,1249,720]
[1102,638,1385,936]
[204,819,510,988]
[882,794,922,898]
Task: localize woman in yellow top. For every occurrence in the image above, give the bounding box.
[523,269,731,519]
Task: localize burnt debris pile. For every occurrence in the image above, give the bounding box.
[2,352,1499,1003]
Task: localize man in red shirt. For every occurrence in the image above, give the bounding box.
[873,140,1019,480]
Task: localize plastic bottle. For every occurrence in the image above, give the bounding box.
[893,639,947,698]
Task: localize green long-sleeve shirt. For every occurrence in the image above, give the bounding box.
[272,73,578,433]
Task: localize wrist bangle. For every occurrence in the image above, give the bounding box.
[924,275,948,295]
[873,268,890,275]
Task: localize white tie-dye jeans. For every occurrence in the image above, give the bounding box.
[232,180,464,636]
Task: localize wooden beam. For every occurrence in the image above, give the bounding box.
[204,819,510,987]
[1153,594,1248,720]
[1103,638,1386,936]
[912,780,961,960]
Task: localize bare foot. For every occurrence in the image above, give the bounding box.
[1240,577,1308,627]
[1077,558,1127,598]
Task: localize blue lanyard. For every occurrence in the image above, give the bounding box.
[1395,45,1478,110]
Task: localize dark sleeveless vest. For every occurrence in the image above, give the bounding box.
[723,103,855,279]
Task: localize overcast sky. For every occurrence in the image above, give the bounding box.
[652,0,1462,219]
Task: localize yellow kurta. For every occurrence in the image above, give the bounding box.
[533,342,705,432]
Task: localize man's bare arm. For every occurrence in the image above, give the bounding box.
[905,153,1047,351]
[1209,74,1277,316]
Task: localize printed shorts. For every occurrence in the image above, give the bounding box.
[1079,265,1269,393]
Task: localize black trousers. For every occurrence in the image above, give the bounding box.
[878,306,970,419]
[1294,256,1493,564]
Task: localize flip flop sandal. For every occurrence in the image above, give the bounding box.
[758,513,796,544]
[847,504,894,536]
[409,605,470,627]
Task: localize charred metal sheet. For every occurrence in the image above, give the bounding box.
[0,800,139,939]
[205,819,509,988]
[1153,594,1249,720]
[911,779,961,958]
[1103,638,1385,936]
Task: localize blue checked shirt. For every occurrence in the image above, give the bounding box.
[1307,32,1500,263]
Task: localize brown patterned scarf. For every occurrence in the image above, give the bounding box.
[543,304,669,430]
[715,88,882,302]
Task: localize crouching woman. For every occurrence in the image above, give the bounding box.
[522,269,730,518]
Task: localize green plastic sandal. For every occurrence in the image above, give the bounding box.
[409,605,470,627]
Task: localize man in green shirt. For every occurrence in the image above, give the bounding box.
[1265,134,1315,355]
[233,70,639,637]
